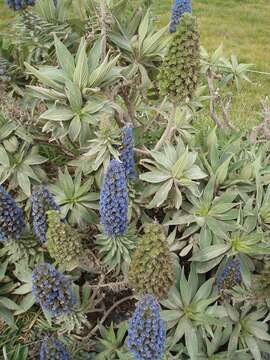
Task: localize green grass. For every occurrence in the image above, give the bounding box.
[153,0,270,129]
[1,0,270,128]
[0,0,14,31]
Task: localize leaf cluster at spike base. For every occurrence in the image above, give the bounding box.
[32,263,75,317]
[6,0,35,10]
[100,159,128,237]
[127,294,166,360]
[40,337,72,360]
[128,224,175,299]
[216,258,241,296]
[120,126,136,180]
[0,185,25,242]
[169,0,192,33]
[32,185,60,243]
[159,13,200,104]
[46,210,83,271]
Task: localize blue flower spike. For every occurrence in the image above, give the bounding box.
[128,294,166,360]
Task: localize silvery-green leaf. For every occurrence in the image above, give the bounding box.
[54,34,75,79]
[191,244,231,262]
[74,39,89,89]
[216,155,233,184]
[0,146,10,167]
[0,297,21,311]
[172,148,188,178]
[65,80,82,113]
[0,305,15,327]
[88,39,102,72]
[140,171,171,183]
[17,172,31,196]
[24,63,63,91]
[147,179,173,208]
[69,115,81,142]
[40,107,74,122]
[26,86,66,101]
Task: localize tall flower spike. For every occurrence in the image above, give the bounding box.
[32,185,60,243]
[100,159,128,237]
[6,0,35,10]
[169,0,192,33]
[40,337,72,360]
[128,224,175,299]
[46,210,83,271]
[32,263,75,317]
[128,295,166,360]
[217,258,241,296]
[0,185,25,242]
[120,126,136,180]
[159,12,200,104]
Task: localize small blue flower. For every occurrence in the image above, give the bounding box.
[127,295,166,360]
[40,337,72,360]
[0,185,25,242]
[169,0,192,33]
[120,126,136,180]
[217,258,241,295]
[31,185,60,243]
[32,263,75,317]
[5,0,35,10]
[100,160,128,237]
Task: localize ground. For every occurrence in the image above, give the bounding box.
[1,0,270,128]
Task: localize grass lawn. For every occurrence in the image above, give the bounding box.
[1,0,270,128]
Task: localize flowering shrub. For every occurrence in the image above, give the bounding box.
[0,0,269,358]
[169,0,192,33]
[100,159,129,237]
[0,185,24,241]
[6,0,35,10]
[127,295,166,360]
[40,337,72,360]
[32,185,60,243]
[32,263,75,317]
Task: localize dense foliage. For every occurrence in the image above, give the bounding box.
[0,0,269,359]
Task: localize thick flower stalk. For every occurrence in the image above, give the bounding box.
[217,258,241,295]
[46,210,83,271]
[32,185,60,243]
[120,126,136,180]
[32,263,75,317]
[158,13,200,104]
[40,337,72,360]
[6,0,35,10]
[127,294,166,360]
[0,185,25,241]
[100,159,128,237]
[128,224,175,299]
[169,0,192,33]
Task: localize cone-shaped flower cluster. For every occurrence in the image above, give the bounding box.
[6,0,35,10]
[0,185,25,242]
[158,13,200,104]
[120,126,136,180]
[169,0,192,33]
[100,160,128,237]
[40,337,72,360]
[127,294,166,360]
[32,185,60,243]
[32,263,75,317]
[128,224,175,299]
[46,211,83,271]
[217,258,241,295]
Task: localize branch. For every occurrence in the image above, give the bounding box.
[84,295,135,339]
[207,70,224,128]
[250,97,270,143]
[154,102,177,151]
[100,0,107,61]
